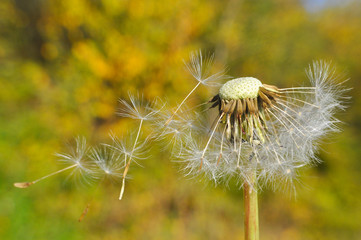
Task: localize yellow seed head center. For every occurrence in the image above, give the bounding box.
[219,77,262,100]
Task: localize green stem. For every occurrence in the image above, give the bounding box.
[244,170,259,240]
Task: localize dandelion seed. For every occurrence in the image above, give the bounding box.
[14,137,94,188]
[184,50,228,87]
[14,164,79,188]
[116,91,156,199]
[165,50,228,125]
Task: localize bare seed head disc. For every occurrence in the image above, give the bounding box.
[219,77,262,100]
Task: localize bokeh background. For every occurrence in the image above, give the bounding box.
[1,0,360,239]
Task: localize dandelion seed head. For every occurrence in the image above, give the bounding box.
[175,58,348,190]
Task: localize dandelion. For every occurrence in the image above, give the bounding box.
[181,62,347,181]
[175,57,347,240]
[14,137,94,188]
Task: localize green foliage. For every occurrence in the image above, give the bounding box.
[1,0,360,239]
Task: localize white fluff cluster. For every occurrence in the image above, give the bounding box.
[163,57,348,191]
[55,134,148,186]
[53,94,153,190]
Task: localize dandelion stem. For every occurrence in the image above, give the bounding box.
[244,169,259,240]
[165,81,201,125]
[14,163,78,188]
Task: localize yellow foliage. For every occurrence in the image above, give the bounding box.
[73,41,113,78]
[1,0,360,239]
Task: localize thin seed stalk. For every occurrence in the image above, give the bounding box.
[244,169,259,240]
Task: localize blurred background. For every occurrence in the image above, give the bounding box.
[1,0,360,239]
